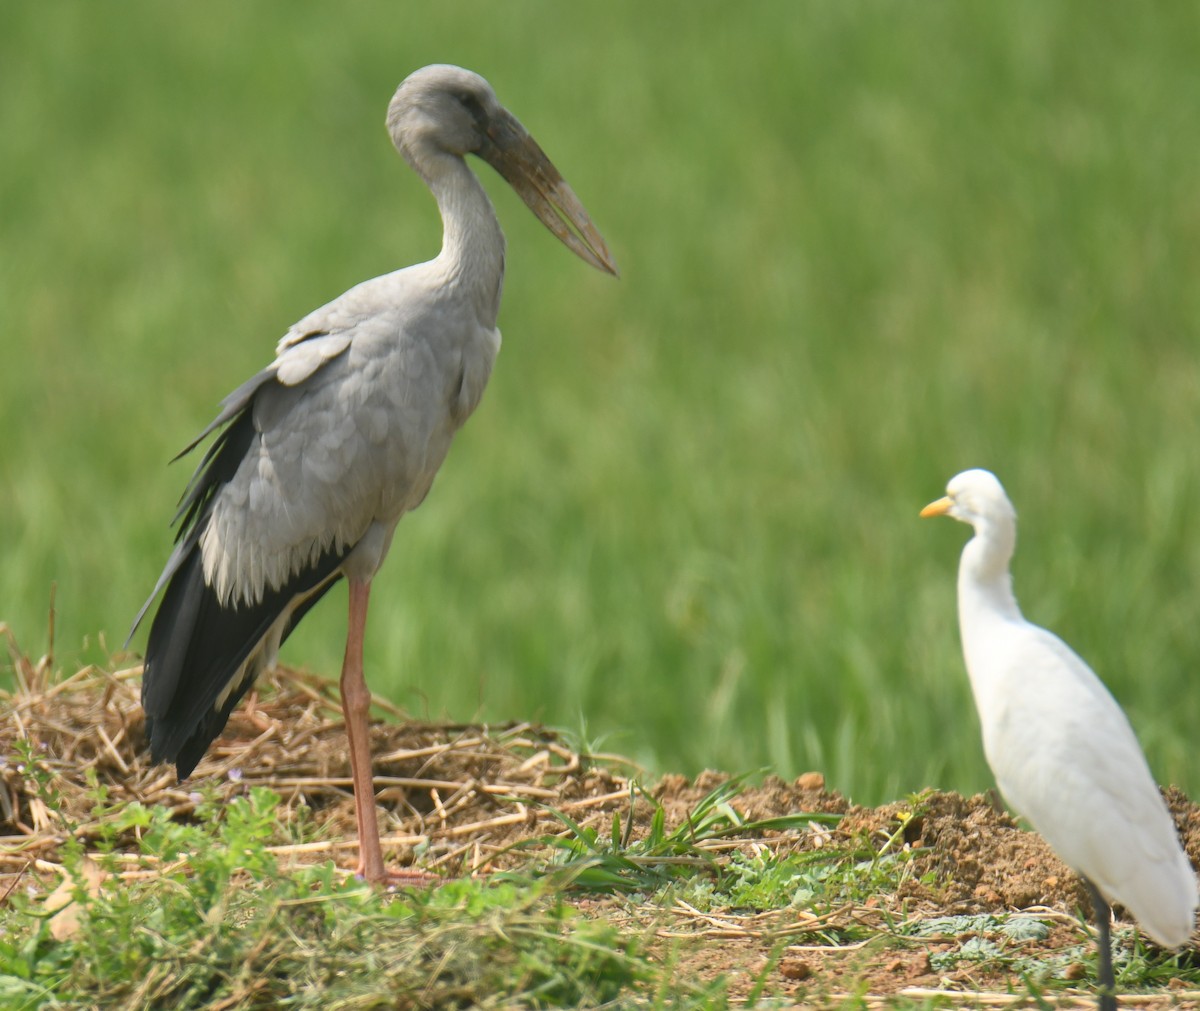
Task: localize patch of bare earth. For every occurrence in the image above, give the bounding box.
[3,656,1199,1006]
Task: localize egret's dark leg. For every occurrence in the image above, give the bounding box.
[341,578,385,883]
[1083,875,1118,1011]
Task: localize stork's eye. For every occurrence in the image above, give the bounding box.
[457,92,486,124]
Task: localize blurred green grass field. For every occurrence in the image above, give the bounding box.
[3,3,1199,804]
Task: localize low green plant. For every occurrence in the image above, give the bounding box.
[531,775,839,893]
[903,911,1200,1001]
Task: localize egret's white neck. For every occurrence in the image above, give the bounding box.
[424,152,506,327]
[951,514,1025,721]
[958,519,1022,626]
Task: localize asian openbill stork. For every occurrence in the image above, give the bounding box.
[130,64,617,882]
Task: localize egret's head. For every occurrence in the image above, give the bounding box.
[920,469,1016,529]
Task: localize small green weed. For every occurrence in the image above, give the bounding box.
[902,912,1200,1000]
[701,794,928,916]
[532,775,838,893]
[907,913,1061,979]
[716,846,915,915]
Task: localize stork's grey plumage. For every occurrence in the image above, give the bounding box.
[131,65,616,882]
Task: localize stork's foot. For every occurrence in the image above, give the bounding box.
[354,863,440,889]
[384,869,441,890]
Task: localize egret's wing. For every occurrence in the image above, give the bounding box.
[986,627,1196,946]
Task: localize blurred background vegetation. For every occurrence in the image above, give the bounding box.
[3,3,1199,804]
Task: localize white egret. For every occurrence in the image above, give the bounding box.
[129,65,617,883]
[921,468,1196,1008]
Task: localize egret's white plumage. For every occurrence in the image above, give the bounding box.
[131,65,616,882]
[922,469,1196,962]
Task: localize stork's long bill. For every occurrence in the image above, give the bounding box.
[479,109,619,276]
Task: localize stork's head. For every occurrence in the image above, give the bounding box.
[387,65,500,161]
[387,64,618,276]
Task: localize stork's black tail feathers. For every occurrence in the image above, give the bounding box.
[141,541,344,777]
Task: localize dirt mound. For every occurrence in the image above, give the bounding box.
[0,659,634,875]
[4,660,1198,914]
[4,659,1199,1003]
[850,790,1082,911]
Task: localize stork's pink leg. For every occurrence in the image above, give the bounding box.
[341,579,386,882]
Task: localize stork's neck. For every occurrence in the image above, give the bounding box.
[426,153,506,327]
[958,520,1022,628]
